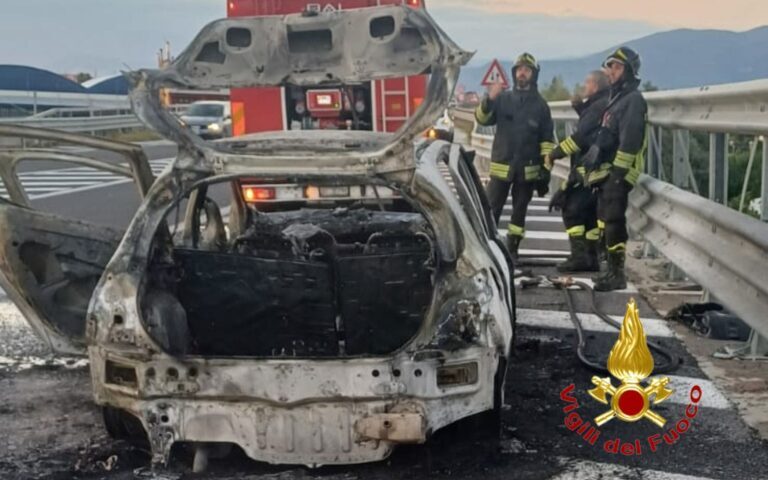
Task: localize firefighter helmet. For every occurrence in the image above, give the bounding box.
[603,47,641,79]
[512,52,540,85]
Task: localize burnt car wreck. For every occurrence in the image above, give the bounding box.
[0,5,514,470]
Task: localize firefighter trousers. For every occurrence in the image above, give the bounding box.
[596,169,632,250]
[486,170,535,237]
[563,185,599,239]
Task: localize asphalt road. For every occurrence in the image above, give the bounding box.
[0,146,767,479]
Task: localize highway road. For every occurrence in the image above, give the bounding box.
[0,142,766,479]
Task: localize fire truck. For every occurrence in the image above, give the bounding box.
[227,0,428,136]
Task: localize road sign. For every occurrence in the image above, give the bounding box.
[481,59,509,89]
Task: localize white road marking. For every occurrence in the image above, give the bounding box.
[550,457,719,480]
[8,182,103,187]
[515,276,639,294]
[19,174,121,179]
[525,216,564,223]
[499,229,568,241]
[504,205,549,212]
[517,308,674,337]
[519,249,571,257]
[663,375,731,410]
[0,158,173,200]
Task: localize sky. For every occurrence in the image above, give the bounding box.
[0,0,766,75]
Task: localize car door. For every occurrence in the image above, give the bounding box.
[446,143,516,316]
[0,125,155,355]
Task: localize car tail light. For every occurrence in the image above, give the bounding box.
[406,0,422,8]
[304,186,320,200]
[437,362,478,387]
[242,186,276,202]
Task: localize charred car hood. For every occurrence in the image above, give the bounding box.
[129,5,472,177]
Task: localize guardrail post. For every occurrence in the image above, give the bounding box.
[762,138,768,222]
[665,129,694,281]
[709,133,729,205]
[672,130,692,190]
[647,126,663,179]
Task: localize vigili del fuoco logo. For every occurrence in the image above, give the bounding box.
[559,300,703,456]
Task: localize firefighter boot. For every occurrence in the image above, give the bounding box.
[593,249,627,292]
[556,236,599,272]
[586,238,600,271]
[506,234,522,260]
[597,232,607,264]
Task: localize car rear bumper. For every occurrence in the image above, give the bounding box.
[89,346,499,467]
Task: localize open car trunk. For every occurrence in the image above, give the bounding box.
[144,208,436,358]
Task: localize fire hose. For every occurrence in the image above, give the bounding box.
[513,271,682,375]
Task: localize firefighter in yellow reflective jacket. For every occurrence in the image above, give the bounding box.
[581,47,648,291]
[475,53,555,259]
[546,70,610,272]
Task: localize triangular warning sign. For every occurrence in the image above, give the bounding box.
[481,59,509,88]
[322,4,337,12]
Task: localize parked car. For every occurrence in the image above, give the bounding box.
[0,5,514,470]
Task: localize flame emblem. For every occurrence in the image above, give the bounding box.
[588,299,673,427]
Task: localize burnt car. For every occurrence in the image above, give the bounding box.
[0,5,514,470]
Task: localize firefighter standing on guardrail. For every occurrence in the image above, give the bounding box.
[581,47,648,291]
[545,70,610,272]
[475,53,556,259]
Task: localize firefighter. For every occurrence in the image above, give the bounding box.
[475,53,555,259]
[582,47,648,291]
[546,70,610,272]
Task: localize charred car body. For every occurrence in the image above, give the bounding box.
[0,6,514,468]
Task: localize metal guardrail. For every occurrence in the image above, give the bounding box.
[453,79,768,338]
[548,79,768,134]
[0,105,188,134]
[628,172,768,340]
[0,114,142,133]
[0,89,130,110]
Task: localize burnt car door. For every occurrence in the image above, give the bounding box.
[0,125,155,355]
[446,143,515,315]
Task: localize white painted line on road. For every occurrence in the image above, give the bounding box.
[499,229,568,241]
[12,182,102,187]
[3,188,73,193]
[550,457,718,480]
[14,157,175,200]
[515,276,639,294]
[19,174,120,184]
[22,171,122,177]
[664,375,731,410]
[517,308,674,337]
[29,178,133,200]
[519,249,570,257]
[525,216,563,223]
[504,205,549,212]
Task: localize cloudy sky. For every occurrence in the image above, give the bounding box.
[0,0,766,75]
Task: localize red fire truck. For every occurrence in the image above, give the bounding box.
[227,0,428,136]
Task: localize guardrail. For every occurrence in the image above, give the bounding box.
[453,79,768,340]
[0,105,188,134]
[0,114,142,133]
[0,89,130,110]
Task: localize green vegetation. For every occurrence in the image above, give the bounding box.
[540,76,572,102]
[642,81,660,92]
[103,129,163,143]
[657,130,764,217]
